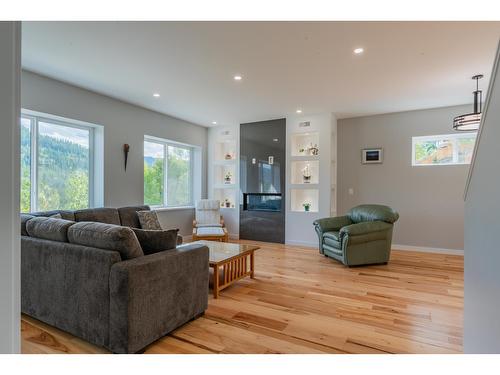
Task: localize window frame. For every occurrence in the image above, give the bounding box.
[21,110,97,212]
[144,135,195,208]
[411,132,477,167]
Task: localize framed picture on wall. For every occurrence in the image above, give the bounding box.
[362,148,383,164]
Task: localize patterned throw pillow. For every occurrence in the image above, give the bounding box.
[137,210,162,230]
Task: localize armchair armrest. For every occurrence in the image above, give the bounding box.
[313,216,352,233]
[109,243,209,353]
[340,221,392,237]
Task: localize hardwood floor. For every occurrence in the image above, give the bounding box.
[21,241,464,354]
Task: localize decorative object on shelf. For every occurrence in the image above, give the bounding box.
[299,143,319,156]
[224,198,231,208]
[224,152,234,160]
[224,171,232,184]
[362,148,383,164]
[302,202,311,212]
[308,143,319,156]
[453,74,483,131]
[302,164,312,183]
[123,144,130,171]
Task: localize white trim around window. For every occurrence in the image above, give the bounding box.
[21,109,104,211]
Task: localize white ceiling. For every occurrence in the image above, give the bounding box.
[22,21,500,127]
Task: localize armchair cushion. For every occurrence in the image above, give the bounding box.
[195,199,221,226]
[313,216,352,233]
[323,231,341,242]
[196,227,225,236]
[340,221,392,237]
[348,204,399,224]
[323,231,341,249]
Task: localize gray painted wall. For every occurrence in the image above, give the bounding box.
[464,44,500,353]
[338,104,471,251]
[0,21,21,353]
[21,70,208,236]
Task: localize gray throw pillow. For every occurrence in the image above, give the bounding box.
[132,228,179,255]
[26,216,75,242]
[20,214,35,236]
[137,210,162,230]
[68,221,144,260]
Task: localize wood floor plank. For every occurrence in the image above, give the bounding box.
[21,241,464,354]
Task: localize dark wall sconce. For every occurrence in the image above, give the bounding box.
[123,144,130,171]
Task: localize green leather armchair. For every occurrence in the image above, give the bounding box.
[313,204,399,266]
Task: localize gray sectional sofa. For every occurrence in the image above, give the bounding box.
[21,205,209,353]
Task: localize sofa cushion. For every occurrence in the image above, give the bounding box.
[132,228,178,255]
[68,222,143,260]
[74,208,121,225]
[21,214,35,236]
[118,205,150,228]
[137,210,162,230]
[26,217,75,243]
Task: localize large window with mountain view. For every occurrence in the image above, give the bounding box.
[144,137,193,207]
[21,113,95,212]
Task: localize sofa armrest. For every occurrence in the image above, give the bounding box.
[21,237,122,349]
[340,221,392,237]
[313,216,352,233]
[109,243,209,353]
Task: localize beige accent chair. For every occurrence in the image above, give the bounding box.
[192,199,229,242]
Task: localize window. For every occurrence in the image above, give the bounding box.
[144,137,193,207]
[21,111,98,212]
[412,133,477,166]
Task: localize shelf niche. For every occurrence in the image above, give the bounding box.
[291,160,319,185]
[291,132,320,157]
[214,164,236,186]
[290,189,319,213]
[213,188,237,209]
[214,139,237,162]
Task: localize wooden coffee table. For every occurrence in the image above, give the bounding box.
[192,240,260,298]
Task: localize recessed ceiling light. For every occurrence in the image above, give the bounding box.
[353,47,364,55]
[296,109,303,114]
[233,75,242,81]
[153,93,160,97]
[212,121,217,125]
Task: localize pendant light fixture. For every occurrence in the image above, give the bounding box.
[453,74,484,131]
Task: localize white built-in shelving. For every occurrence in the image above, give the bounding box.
[208,125,240,238]
[286,113,337,246]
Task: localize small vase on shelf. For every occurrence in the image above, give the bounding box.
[302,164,312,184]
[224,171,232,184]
[302,202,311,212]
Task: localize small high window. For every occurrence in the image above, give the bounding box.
[412,133,477,166]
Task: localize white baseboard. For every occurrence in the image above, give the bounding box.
[392,244,464,256]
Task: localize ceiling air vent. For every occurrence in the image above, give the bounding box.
[299,121,311,128]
